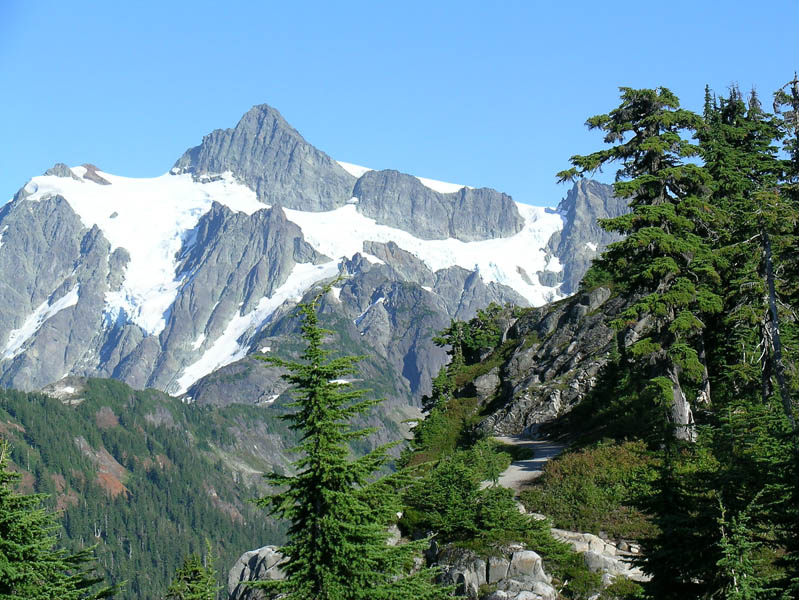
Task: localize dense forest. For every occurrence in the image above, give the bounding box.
[0,379,288,598]
[2,79,799,599]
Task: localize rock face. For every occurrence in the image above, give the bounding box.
[476,286,621,435]
[0,194,124,390]
[186,248,527,408]
[539,179,628,295]
[228,546,286,600]
[550,529,649,583]
[354,170,525,241]
[173,104,355,211]
[435,545,557,600]
[0,102,624,431]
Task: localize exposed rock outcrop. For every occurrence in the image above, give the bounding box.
[550,529,648,584]
[354,170,525,241]
[477,286,621,435]
[433,544,557,600]
[173,104,355,211]
[228,545,286,600]
[539,180,628,295]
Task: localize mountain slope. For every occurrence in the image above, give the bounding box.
[0,377,291,600]
[0,104,625,407]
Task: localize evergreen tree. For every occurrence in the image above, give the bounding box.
[251,290,452,600]
[164,542,219,600]
[0,440,118,600]
[558,87,722,442]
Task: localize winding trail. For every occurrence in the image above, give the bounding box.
[483,435,566,492]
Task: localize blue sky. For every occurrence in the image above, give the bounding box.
[1,0,797,206]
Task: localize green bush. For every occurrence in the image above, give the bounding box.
[519,440,657,540]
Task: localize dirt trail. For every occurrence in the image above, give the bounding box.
[482,435,565,492]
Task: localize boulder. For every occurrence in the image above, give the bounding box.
[228,546,286,600]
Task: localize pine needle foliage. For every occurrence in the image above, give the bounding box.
[558,87,722,443]
[0,440,118,600]
[164,542,219,600]
[251,290,452,600]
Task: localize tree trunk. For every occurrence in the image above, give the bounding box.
[696,333,711,407]
[668,365,696,442]
[763,229,795,429]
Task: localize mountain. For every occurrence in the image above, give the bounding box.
[0,103,625,410]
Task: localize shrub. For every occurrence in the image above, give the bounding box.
[519,440,657,540]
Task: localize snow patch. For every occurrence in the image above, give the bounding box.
[354,296,385,326]
[330,286,342,301]
[191,333,206,351]
[414,175,467,194]
[284,201,565,306]
[259,346,271,353]
[585,242,598,252]
[422,286,433,293]
[174,261,340,394]
[0,226,7,250]
[336,161,372,178]
[361,253,385,265]
[23,170,264,336]
[336,160,467,194]
[3,285,80,360]
[260,394,280,406]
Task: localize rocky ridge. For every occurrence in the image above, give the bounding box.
[463,286,622,436]
[0,102,625,423]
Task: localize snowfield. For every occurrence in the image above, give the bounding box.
[16,164,567,393]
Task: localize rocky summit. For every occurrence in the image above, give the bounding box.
[0,103,625,411]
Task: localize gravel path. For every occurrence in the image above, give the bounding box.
[482,435,566,492]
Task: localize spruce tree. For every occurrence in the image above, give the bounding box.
[251,290,451,600]
[558,87,722,442]
[0,441,118,599]
[164,543,219,600]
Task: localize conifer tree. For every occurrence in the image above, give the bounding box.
[251,290,451,600]
[0,440,118,599]
[558,87,722,442]
[164,542,219,600]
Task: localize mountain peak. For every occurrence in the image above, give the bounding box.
[172,103,354,211]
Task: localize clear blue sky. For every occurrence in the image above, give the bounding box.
[1,0,797,206]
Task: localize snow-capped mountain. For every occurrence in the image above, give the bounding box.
[0,104,624,404]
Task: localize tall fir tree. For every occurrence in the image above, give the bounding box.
[0,440,118,600]
[558,87,722,443]
[251,290,452,600]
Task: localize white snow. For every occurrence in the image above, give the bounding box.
[191,333,206,350]
[23,170,265,335]
[3,285,80,360]
[284,201,564,306]
[260,394,280,406]
[12,163,570,389]
[585,242,598,252]
[354,296,385,326]
[61,386,76,394]
[174,261,340,394]
[544,255,563,274]
[259,346,271,353]
[0,226,7,250]
[337,161,373,178]
[336,160,467,194]
[414,175,466,194]
[422,286,433,293]
[330,286,342,301]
